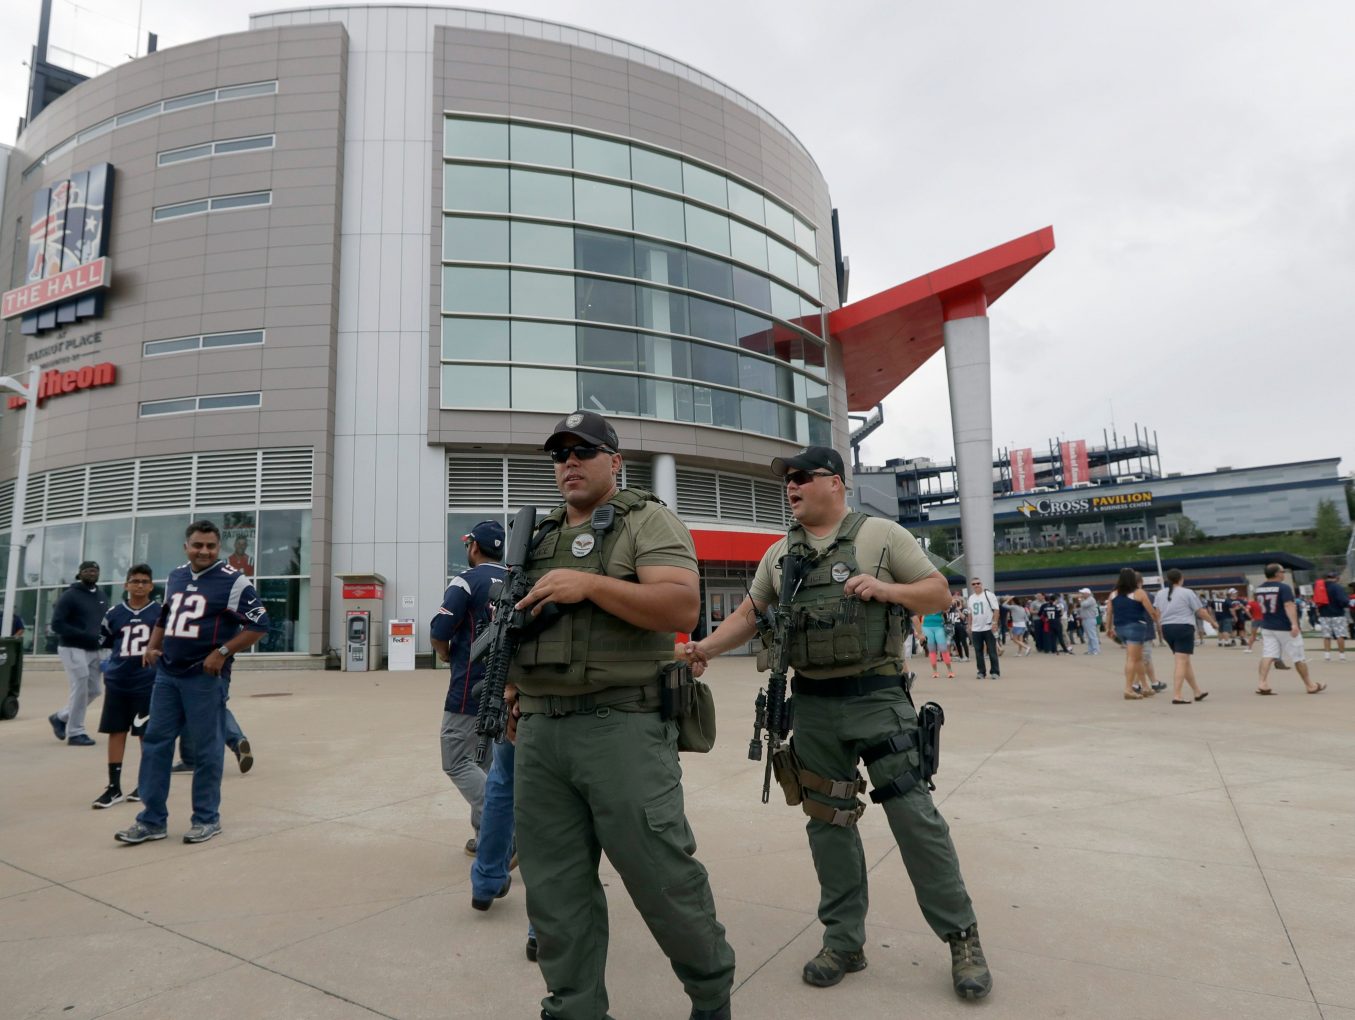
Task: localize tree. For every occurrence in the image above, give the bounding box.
[1175,515,1203,543]
[1313,499,1351,556]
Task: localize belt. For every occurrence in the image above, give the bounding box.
[517,684,659,717]
[791,671,902,698]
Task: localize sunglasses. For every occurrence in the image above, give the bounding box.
[549,444,615,464]
[784,469,834,487]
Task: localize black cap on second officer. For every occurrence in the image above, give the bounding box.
[545,410,620,452]
[770,446,846,480]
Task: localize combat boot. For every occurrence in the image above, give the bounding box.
[946,925,993,1000]
[801,946,867,987]
[688,999,730,1019]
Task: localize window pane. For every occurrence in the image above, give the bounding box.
[117,103,160,126]
[442,364,509,408]
[133,516,190,579]
[741,395,780,438]
[512,321,575,364]
[794,215,816,254]
[732,267,772,314]
[510,123,572,166]
[684,205,729,255]
[639,334,685,376]
[573,135,630,178]
[637,285,687,335]
[805,377,829,417]
[444,117,508,159]
[202,330,264,349]
[443,267,509,314]
[163,91,213,112]
[575,229,634,277]
[444,164,508,212]
[511,169,573,218]
[729,220,768,271]
[682,162,727,206]
[513,368,576,412]
[579,372,639,416]
[258,508,311,576]
[154,200,208,221]
[159,144,211,165]
[448,513,504,576]
[764,199,795,241]
[735,310,774,355]
[574,179,632,230]
[809,415,832,446]
[198,393,261,410]
[210,192,270,210]
[770,282,800,322]
[218,81,277,100]
[141,397,198,416]
[727,180,765,224]
[633,191,685,242]
[690,343,737,387]
[631,147,682,190]
[84,518,133,581]
[576,277,636,325]
[635,239,686,287]
[797,254,820,298]
[511,270,575,318]
[686,252,733,300]
[511,221,574,268]
[145,336,202,356]
[41,523,83,586]
[688,296,735,343]
[255,578,309,652]
[14,588,37,655]
[767,237,798,286]
[215,135,274,154]
[442,317,510,360]
[709,388,741,429]
[578,327,637,371]
[443,216,509,262]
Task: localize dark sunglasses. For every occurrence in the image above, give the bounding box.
[784,469,834,487]
[549,444,615,463]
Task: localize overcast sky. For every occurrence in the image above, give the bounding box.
[2,1,1352,481]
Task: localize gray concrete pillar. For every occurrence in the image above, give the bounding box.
[651,452,678,508]
[943,310,994,589]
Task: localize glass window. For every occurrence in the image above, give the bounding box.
[579,372,639,416]
[686,252,733,300]
[767,237,798,286]
[444,164,508,212]
[689,296,735,343]
[442,317,510,360]
[512,321,575,365]
[443,216,509,262]
[637,285,687,336]
[631,147,683,191]
[510,123,572,167]
[797,254,820,298]
[198,393,261,411]
[511,270,574,318]
[808,416,832,446]
[257,509,311,576]
[729,220,768,271]
[512,368,576,412]
[201,330,264,350]
[140,397,198,417]
[254,578,309,653]
[739,355,776,395]
[575,230,634,277]
[448,513,503,577]
[682,162,727,206]
[794,215,816,254]
[576,277,636,326]
[633,191,685,242]
[732,267,772,314]
[578,327,637,371]
[116,103,160,126]
[210,192,271,211]
[153,200,209,221]
[158,144,212,166]
[163,91,213,112]
[805,377,829,417]
[735,311,774,355]
[690,343,738,387]
[40,523,83,586]
[741,395,781,439]
[573,135,630,178]
[442,364,509,408]
[510,169,573,218]
[84,518,133,581]
[511,221,573,269]
[641,377,680,420]
[443,267,509,314]
[635,239,686,287]
[639,334,686,377]
[685,205,729,255]
[217,81,277,100]
[14,588,37,655]
[574,179,632,230]
[727,180,765,224]
[770,282,800,322]
[214,135,274,155]
[144,336,203,357]
[706,387,741,429]
[206,511,257,576]
[133,516,190,579]
[764,200,795,241]
[444,118,509,159]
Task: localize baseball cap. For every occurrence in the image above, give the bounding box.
[1325,571,1339,579]
[545,410,620,452]
[462,520,505,553]
[78,560,100,571]
[1227,587,1238,594]
[1078,587,1091,594]
[770,446,846,479]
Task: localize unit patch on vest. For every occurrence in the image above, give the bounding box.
[565,413,584,428]
[571,534,596,557]
[831,562,852,583]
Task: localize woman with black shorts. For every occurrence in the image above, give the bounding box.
[1152,568,1217,704]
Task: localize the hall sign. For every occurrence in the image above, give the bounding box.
[1016,490,1153,518]
[6,362,117,409]
[2,257,111,320]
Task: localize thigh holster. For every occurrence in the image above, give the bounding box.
[861,702,945,805]
[772,741,867,828]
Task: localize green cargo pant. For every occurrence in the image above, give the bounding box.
[515,707,735,1020]
[791,686,976,950]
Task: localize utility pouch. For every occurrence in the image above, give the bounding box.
[884,605,906,660]
[770,743,803,806]
[660,660,716,753]
[917,701,945,788]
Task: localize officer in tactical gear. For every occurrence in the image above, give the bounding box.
[686,446,993,1001]
[506,410,736,1020]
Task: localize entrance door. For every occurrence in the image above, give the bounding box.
[706,587,757,655]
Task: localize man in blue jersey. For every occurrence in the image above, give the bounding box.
[1254,563,1325,696]
[115,520,270,845]
[92,564,160,808]
[430,520,506,862]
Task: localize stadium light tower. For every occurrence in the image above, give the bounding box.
[0,367,39,638]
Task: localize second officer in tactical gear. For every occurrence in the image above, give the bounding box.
[686,446,993,1001]
[507,410,736,1020]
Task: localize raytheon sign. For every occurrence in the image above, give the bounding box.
[1,163,114,335]
[1017,490,1154,518]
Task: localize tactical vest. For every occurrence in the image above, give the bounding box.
[507,488,678,695]
[782,512,905,674]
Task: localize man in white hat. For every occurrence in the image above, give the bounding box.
[1076,588,1101,655]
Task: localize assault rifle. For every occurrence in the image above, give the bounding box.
[747,553,803,803]
[469,505,540,765]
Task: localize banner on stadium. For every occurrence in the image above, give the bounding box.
[1009,448,1036,492]
[1059,439,1090,485]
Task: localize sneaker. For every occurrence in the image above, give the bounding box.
[171,761,193,773]
[931,672,939,679]
[1131,684,1142,693]
[990,673,1001,679]
[1151,682,1167,692]
[114,821,167,845]
[48,712,67,741]
[802,946,867,987]
[183,821,222,844]
[464,836,478,857]
[471,875,511,911]
[234,738,253,774]
[92,785,124,809]
[525,934,538,962]
[947,672,955,679]
[127,787,141,802]
[1341,654,1348,662]
[1324,653,1332,661]
[946,925,993,1000]
[976,673,986,680]
[67,734,96,746]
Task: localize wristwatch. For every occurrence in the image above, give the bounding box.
[216,644,232,658]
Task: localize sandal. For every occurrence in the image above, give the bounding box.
[1171,699,1190,704]
[1194,692,1208,702]
[1255,688,1276,695]
[1307,682,1327,694]
[1123,691,1143,700]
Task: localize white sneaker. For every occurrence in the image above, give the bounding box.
[1341,654,1348,662]
[1325,653,1332,661]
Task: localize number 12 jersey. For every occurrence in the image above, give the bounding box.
[100,601,161,694]
[159,559,270,678]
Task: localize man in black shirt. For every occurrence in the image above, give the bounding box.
[48,561,109,747]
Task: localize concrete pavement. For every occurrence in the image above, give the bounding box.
[2,643,1352,1019]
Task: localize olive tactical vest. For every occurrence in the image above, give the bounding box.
[782,512,905,675]
[507,488,679,696]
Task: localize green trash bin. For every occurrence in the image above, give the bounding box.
[0,636,24,721]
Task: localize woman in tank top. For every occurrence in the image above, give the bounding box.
[1105,567,1161,700]
[915,610,955,679]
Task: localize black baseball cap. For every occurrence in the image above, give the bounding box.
[462,520,505,553]
[545,410,620,452]
[770,446,845,480]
